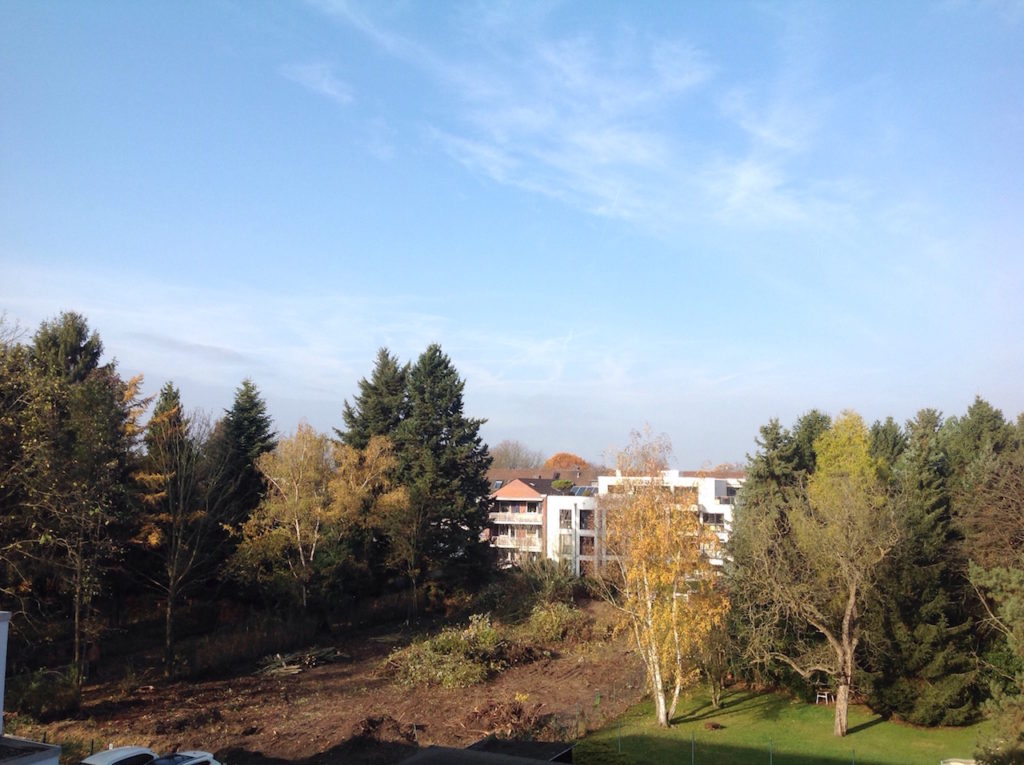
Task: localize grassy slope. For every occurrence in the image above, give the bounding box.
[576,689,989,765]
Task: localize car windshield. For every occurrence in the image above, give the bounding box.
[80,753,156,765]
[152,756,193,765]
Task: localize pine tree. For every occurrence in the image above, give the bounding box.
[864,409,979,725]
[217,379,276,531]
[338,348,408,449]
[394,344,491,579]
[792,409,831,474]
[29,311,102,384]
[870,416,907,482]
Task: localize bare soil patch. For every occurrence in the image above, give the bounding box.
[16,601,644,765]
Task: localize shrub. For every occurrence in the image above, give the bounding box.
[521,558,577,606]
[6,669,80,721]
[383,614,540,689]
[476,560,580,621]
[522,602,592,645]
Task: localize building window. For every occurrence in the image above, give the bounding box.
[580,536,595,555]
[580,509,594,530]
[560,508,572,529]
[702,512,725,528]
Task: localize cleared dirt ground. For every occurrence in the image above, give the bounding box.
[17,601,645,765]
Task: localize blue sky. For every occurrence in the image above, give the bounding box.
[2,1,1022,466]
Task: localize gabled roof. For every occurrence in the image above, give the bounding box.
[490,477,574,500]
[681,470,747,479]
[488,466,604,487]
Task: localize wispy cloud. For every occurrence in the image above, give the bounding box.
[282,62,353,106]
[126,332,250,364]
[310,2,883,234]
[314,2,715,224]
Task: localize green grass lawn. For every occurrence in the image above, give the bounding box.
[576,688,989,765]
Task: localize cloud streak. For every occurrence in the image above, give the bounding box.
[282,62,353,106]
[313,2,886,236]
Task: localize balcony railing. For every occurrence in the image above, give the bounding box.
[489,511,543,525]
[492,535,543,551]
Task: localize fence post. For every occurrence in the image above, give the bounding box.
[691,731,694,765]
[769,737,773,765]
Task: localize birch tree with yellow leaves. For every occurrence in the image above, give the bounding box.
[233,427,407,612]
[602,430,729,728]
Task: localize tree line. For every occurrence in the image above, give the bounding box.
[2,311,1021,761]
[0,313,492,682]
[601,407,1021,762]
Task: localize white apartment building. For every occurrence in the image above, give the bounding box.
[486,469,744,574]
[597,469,744,567]
[545,490,600,577]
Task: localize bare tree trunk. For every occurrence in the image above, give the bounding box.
[834,680,850,736]
[651,644,669,727]
[73,571,83,686]
[833,643,854,736]
[709,674,723,709]
[164,586,175,678]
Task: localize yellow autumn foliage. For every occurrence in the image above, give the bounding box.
[602,429,729,727]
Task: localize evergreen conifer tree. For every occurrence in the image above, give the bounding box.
[864,409,979,725]
[870,416,907,481]
[217,379,276,531]
[394,344,491,579]
[338,348,408,449]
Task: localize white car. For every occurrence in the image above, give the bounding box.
[81,747,221,765]
[152,752,221,765]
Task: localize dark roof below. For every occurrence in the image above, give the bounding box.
[399,746,562,764]
[488,467,603,486]
[469,738,573,762]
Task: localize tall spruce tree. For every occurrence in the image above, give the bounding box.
[29,311,102,384]
[728,419,804,689]
[394,344,491,579]
[792,409,831,474]
[217,379,276,532]
[864,409,979,725]
[338,348,408,449]
[870,416,907,482]
[20,313,138,683]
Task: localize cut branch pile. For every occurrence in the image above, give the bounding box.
[256,647,350,676]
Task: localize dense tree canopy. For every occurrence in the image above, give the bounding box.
[864,409,978,725]
[2,308,1024,747]
[730,411,897,736]
[544,452,591,470]
[338,348,408,450]
[394,344,492,579]
[15,313,142,682]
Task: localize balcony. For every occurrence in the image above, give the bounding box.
[493,535,542,552]
[489,511,543,525]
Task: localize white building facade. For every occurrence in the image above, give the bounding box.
[597,469,744,567]
[486,469,745,575]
